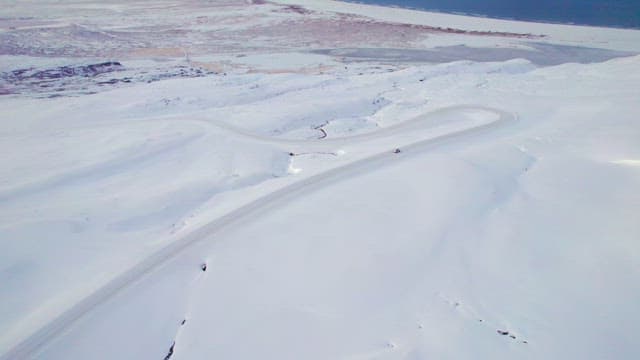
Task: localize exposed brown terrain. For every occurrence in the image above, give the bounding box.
[0,0,541,59]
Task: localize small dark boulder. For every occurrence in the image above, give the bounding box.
[164,342,175,360]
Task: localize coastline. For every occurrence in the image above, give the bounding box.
[270,0,640,51]
[341,0,640,30]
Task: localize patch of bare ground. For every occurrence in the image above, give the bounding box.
[274,4,315,15]
[244,16,428,49]
[245,11,542,50]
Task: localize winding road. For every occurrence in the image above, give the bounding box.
[0,105,516,360]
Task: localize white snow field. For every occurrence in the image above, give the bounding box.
[1,0,640,359]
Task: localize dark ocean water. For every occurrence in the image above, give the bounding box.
[352,0,640,29]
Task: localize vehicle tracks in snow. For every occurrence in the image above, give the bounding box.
[0,105,516,360]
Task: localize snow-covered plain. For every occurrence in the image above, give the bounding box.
[1,1,640,359]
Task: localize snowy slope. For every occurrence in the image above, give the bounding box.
[11,53,636,360]
[1,1,640,359]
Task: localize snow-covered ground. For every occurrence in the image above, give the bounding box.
[1,1,639,359]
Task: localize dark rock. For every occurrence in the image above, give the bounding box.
[164,342,175,360]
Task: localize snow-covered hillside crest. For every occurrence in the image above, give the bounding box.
[1,1,640,359]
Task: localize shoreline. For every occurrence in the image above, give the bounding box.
[341,0,640,30]
[270,0,640,52]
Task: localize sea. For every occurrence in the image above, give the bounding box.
[351,0,640,29]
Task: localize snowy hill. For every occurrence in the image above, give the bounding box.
[1,1,639,359]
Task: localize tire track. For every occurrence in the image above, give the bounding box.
[0,105,516,360]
